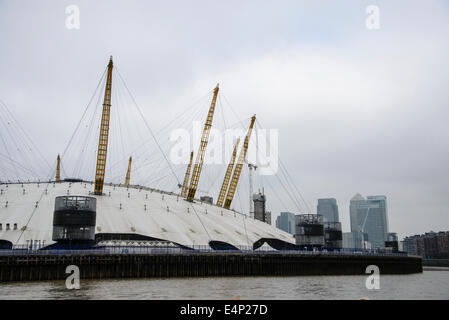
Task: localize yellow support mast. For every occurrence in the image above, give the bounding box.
[223,115,256,209]
[216,137,240,207]
[186,84,219,201]
[181,151,194,197]
[94,56,114,195]
[55,154,61,182]
[125,156,132,186]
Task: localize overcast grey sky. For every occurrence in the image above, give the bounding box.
[1,0,448,239]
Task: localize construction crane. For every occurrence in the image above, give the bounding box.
[247,162,257,217]
[359,207,371,249]
[55,154,61,182]
[94,56,113,195]
[125,156,132,186]
[223,115,256,209]
[186,84,219,201]
[181,151,194,197]
[216,137,240,207]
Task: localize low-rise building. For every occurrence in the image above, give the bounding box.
[403,231,449,258]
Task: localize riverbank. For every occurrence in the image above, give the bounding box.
[422,259,449,268]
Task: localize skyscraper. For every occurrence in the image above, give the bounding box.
[317,198,339,222]
[275,212,295,234]
[349,194,389,249]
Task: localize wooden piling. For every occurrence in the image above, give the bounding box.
[0,252,422,282]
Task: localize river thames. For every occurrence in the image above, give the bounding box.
[0,269,447,300]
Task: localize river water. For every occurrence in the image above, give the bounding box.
[0,269,448,300]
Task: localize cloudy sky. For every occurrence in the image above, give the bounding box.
[1,0,448,239]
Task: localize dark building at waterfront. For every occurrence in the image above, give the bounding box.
[385,233,399,251]
[324,222,342,248]
[294,214,324,248]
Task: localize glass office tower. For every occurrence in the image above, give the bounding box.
[349,194,389,249]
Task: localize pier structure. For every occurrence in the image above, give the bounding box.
[0,250,422,282]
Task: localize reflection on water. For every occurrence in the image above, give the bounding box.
[0,271,448,300]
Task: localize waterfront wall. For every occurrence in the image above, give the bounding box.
[422,259,449,267]
[0,253,422,282]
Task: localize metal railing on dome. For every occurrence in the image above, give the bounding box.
[0,244,408,257]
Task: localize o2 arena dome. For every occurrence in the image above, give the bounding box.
[0,181,294,250]
[0,57,296,251]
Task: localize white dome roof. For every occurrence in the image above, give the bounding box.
[0,181,294,248]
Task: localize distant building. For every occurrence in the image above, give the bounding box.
[342,231,369,249]
[343,232,355,249]
[350,194,389,249]
[437,231,449,254]
[398,241,404,252]
[265,211,272,225]
[403,231,449,258]
[387,233,398,242]
[294,214,324,247]
[385,232,399,251]
[324,222,342,248]
[317,198,339,223]
[276,212,295,234]
[253,192,270,224]
[403,235,419,255]
[200,196,213,205]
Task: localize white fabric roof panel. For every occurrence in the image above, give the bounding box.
[0,182,294,248]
